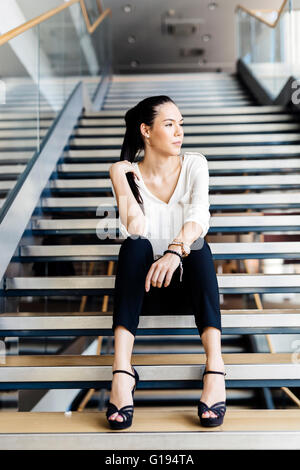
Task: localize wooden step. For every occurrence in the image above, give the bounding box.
[74,122,300,136]
[63,145,300,159]
[4,274,300,296]
[79,114,296,126]
[39,193,300,211]
[17,241,300,261]
[56,158,300,173]
[0,353,299,388]
[30,214,300,234]
[83,105,287,117]
[48,174,300,192]
[69,133,300,147]
[0,409,299,449]
[1,309,299,336]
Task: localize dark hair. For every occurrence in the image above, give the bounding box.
[120,95,175,214]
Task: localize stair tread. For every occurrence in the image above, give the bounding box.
[0,352,296,367]
[0,409,299,433]
[18,241,300,256]
[2,308,300,317]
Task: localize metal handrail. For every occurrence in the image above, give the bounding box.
[0,0,111,46]
[235,0,289,28]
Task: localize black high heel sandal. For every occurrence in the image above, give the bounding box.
[198,368,227,427]
[106,366,139,430]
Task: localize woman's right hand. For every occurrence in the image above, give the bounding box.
[109,161,140,182]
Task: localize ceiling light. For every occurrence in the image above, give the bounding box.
[123,4,132,13]
[208,2,218,10]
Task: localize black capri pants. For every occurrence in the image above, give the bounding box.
[112,235,222,338]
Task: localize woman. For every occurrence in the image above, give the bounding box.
[106,95,226,430]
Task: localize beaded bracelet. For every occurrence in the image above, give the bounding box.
[163,249,183,282]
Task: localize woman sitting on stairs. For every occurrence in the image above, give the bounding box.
[106,95,226,430]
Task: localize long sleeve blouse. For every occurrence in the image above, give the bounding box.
[112,151,211,260]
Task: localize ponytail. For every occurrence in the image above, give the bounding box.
[120,95,175,215]
[120,105,145,212]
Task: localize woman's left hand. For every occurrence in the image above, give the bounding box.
[145,248,181,292]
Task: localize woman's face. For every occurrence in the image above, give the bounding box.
[142,101,184,156]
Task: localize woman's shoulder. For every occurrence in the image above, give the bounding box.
[183,151,208,168]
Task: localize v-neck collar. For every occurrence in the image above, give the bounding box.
[135,154,185,206]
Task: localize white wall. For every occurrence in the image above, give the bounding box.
[1,0,287,74]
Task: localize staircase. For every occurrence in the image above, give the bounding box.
[1,72,300,450]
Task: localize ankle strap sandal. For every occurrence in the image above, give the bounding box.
[198,368,227,428]
[106,367,139,430]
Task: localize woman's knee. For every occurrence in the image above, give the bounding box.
[188,237,209,257]
[183,238,216,279]
[124,234,152,251]
[118,235,153,264]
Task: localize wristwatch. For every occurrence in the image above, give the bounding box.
[168,239,191,258]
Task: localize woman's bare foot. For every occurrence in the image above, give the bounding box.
[108,365,136,423]
[199,359,226,419]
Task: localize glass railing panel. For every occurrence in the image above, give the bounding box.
[0,27,40,217]
[83,0,102,26]
[291,0,300,80]
[252,3,291,99]
[77,2,112,102]
[37,1,109,108]
[236,2,293,99]
[0,2,112,223]
[236,7,252,63]
[69,0,101,101]
[37,2,82,141]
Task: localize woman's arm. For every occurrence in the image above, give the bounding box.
[145,155,210,291]
[110,162,147,236]
[171,221,204,250]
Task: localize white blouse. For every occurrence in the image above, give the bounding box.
[113,151,211,260]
